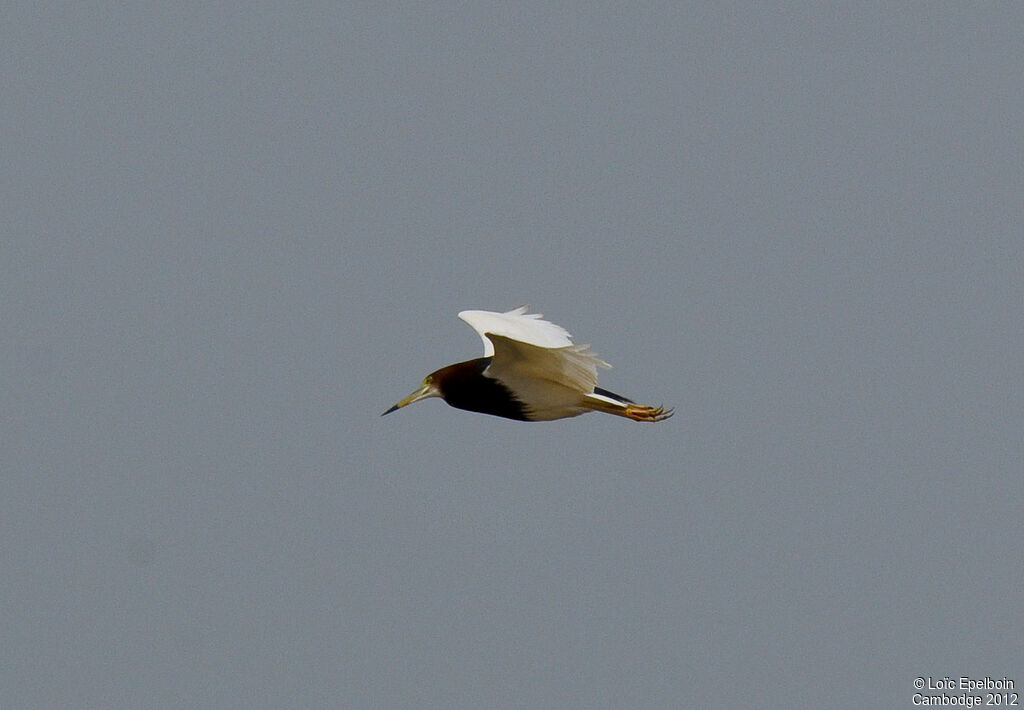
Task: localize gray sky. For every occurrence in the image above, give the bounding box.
[3,3,1022,708]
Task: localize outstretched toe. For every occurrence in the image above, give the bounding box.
[624,404,674,422]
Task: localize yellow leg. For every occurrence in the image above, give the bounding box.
[624,404,674,422]
[582,393,674,422]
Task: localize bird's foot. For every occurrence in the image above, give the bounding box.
[624,404,674,422]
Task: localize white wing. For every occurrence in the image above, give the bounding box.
[458,306,576,356]
[457,307,621,421]
[484,334,608,393]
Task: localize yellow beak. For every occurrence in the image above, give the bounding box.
[381,380,440,416]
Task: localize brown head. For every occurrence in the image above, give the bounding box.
[382,358,529,420]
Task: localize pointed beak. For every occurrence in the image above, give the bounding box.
[381,381,439,416]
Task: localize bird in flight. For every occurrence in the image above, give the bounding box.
[382,307,673,422]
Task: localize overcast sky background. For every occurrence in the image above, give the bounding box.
[3,3,1022,709]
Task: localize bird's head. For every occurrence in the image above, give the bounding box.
[381,373,442,416]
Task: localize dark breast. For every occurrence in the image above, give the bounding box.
[433,358,530,421]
